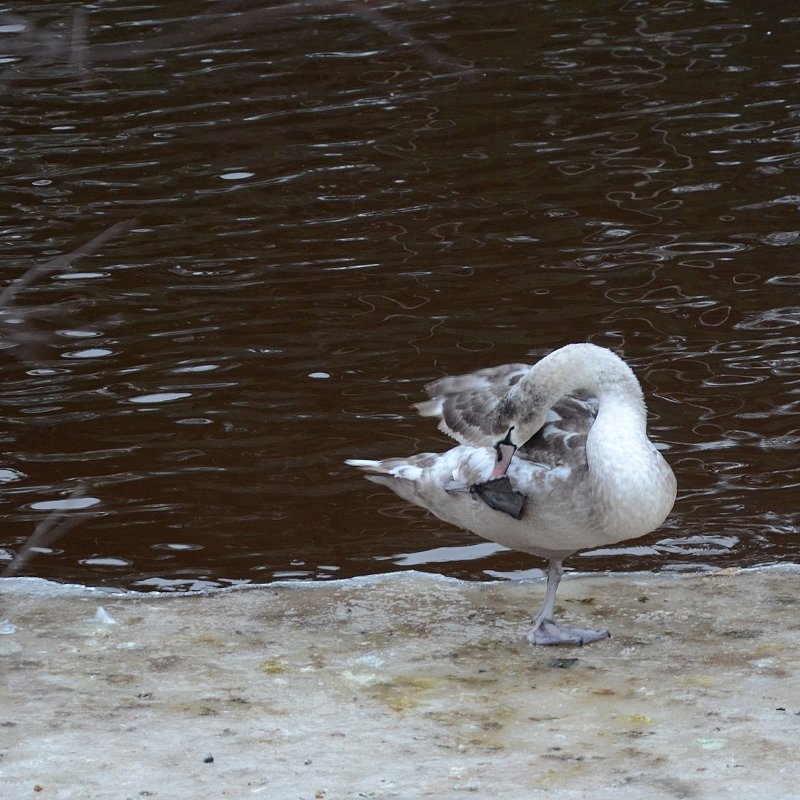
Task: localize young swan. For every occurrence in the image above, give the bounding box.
[347,343,677,646]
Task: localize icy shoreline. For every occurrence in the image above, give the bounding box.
[2,568,799,799]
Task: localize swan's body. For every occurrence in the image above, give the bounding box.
[347,343,677,645]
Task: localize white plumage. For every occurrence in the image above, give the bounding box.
[347,343,677,645]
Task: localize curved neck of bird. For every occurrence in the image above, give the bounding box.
[507,344,647,446]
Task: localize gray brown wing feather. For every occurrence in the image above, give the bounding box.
[517,391,598,467]
[414,363,599,461]
[414,363,531,445]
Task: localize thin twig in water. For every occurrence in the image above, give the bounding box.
[3,3,477,79]
[346,2,478,76]
[0,218,137,362]
[2,489,98,578]
[0,218,137,309]
[69,7,89,75]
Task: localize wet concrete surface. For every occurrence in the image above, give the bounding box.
[1,568,799,799]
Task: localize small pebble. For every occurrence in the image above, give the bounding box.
[548,658,578,669]
[203,754,214,764]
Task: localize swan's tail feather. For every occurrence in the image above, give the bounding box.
[346,456,435,505]
[346,457,427,481]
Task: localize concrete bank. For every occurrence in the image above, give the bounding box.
[1,568,799,799]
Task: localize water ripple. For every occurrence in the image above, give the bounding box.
[1,1,798,587]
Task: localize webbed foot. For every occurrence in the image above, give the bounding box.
[471,476,526,519]
[526,618,610,646]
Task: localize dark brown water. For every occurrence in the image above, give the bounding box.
[0,1,797,591]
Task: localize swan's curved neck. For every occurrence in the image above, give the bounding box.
[506,343,645,445]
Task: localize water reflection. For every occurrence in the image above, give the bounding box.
[0,1,798,589]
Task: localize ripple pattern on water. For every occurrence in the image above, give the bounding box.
[0,2,797,588]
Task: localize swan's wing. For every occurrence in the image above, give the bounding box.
[518,391,598,466]
[414,363,531,446]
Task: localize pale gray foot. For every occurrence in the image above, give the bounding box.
[526,618,610,646]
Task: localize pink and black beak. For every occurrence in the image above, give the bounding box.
[470,428,526,520]
[490,427,517,479]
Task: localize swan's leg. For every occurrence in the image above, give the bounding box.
[526,560,610,646]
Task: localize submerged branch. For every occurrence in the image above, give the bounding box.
[0,218,137,309]
[2,489,98,578]
[0,219,137,362]
[1,2,476,80]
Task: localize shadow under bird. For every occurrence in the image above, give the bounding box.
[347,342,677,646]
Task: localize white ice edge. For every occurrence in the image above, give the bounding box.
[0,563,798,599]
